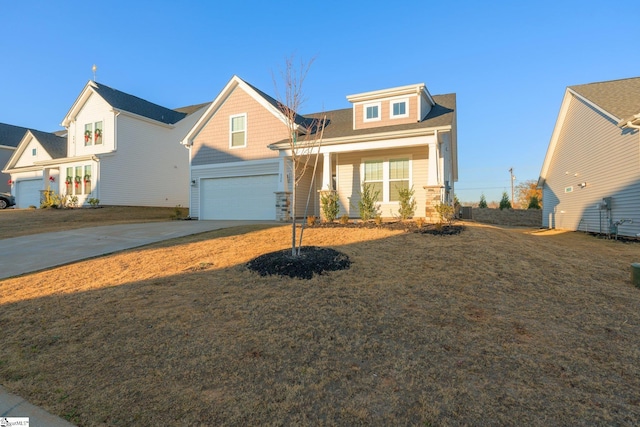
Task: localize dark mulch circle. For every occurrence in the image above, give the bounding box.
[415,225,464,235]
[247,246,351,280]
[312,220,465,235]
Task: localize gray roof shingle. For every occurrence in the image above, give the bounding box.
[92,82,187,125]
[570,77,640,123]
[30,129,67,159]
[272,93,456,144]
[0,122,31,148]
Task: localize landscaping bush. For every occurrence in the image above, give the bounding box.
[320,191,340,222]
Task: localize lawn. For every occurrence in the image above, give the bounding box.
[1,222,639,426]
[0,206,188,239]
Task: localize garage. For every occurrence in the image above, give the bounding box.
[200,174,277,220]
[15,179,42,208]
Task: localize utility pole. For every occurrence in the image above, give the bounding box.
[509,167,515,207]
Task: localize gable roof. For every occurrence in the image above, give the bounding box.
[29,129,67,159]
[0,122,32,148]
[62,81,192,127]
[538,76,640,186]
[182,75,307,146]
[3,129,67,172]
[91,82,187,124]
[569,77,640,126]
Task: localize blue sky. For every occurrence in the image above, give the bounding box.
[1,0,637,203]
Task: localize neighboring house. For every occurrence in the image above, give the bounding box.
[181,75,457,221]
[3,81,209,208]
[0,122,45,194]
[2,129,66,208]
[538,77,640,237]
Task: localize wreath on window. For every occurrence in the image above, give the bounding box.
[94,128,102,142]
[84,130,92,143]
[7,179,13,185]
[49,176,55,182]
[65,176,73,185]
[83,174,91,183]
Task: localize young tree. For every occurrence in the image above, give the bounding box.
[273,56,326,256]
[527,194,541,209]
[516,179,543,209]
[478,193,488,209]
[499,191,512,210]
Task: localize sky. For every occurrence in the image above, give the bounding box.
[1,0,638,204]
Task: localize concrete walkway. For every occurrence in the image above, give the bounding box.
[0,220,275,280]
[1,385,76,426]
[0,220,276,425]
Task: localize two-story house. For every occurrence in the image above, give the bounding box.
[3,81,209,208]
[181,75,457,221]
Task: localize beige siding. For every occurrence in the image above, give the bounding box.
[354,95,419,130]
[15,137,51,168]
[542,95,640,236]
[0,148,13,192]
[336,146,429,218]
[192,87,289,165]
[69,93,115,157]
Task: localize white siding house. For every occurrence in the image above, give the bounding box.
[538,77,640,237]
[4,81,209,208]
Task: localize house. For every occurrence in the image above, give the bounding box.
[181,75,457,221]
[3,81,209,208]
[538,77,640,237]
[2,129,66,208]
[0,122,53,194]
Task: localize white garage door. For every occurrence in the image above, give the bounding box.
[16,179,42,208]
[201,174,277,220]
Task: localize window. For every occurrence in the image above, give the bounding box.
[84,123,93,146]
[65,165,92,196]
[389,159,409,201]
[94,121,103,145]
[363,102,381,122]
[362,157,411,203]
[364,160,383,202]
[83,165,92,194]
[391,99,408,118]
[32,148,37,156]
[230,114,246,148]
[65,167,73,194]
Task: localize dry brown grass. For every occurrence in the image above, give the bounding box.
[1,223,640,426]
[0,206,188,239]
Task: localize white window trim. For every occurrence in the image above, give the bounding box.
[390,98,409,119]
[361,155,413,203]
[229,113,247,149]
[363,102,381,122]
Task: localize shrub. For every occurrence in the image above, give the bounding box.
[415,217,425,228]
[478,194,488,209]
[40,189,63,209]
[171,204,185,220]
[320,191,340,222]
[434,203,455,226]
[397,186,416,220]
[527,194,541,209]
[306,215,317,226]
[357,183,380,221]
[339,214,350,225]
[374,215,383,226]
[87,197,100,207]
[499,192,511,210]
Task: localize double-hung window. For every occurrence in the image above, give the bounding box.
[363,157,411,203]
[230,114,247,148]
[84,121,103,146]
[389,159,410,201]
[391,99,408,118]
[363,102,381,122]
[364,160,384,202]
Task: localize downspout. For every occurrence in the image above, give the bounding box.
[188,144,193,219]
[434,130,442,202]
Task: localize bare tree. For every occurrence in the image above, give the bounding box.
[515,179,543,209]
[273,56,325,256]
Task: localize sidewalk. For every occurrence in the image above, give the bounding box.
[0,385,76,426]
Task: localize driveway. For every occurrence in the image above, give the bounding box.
[0,220,276,280]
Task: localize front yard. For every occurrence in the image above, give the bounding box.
[1,222,639,425]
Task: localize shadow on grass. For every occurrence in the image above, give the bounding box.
[1,224,640,425]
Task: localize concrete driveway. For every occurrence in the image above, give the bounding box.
[0,220,276,280]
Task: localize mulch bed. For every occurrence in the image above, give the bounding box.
[247,246,351,279]
[247,222,464,279]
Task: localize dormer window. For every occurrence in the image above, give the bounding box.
[364,103,381,122]
[391,99,409,119]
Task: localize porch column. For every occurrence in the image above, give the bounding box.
[321,152,332,190]
[427,143,439,186]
